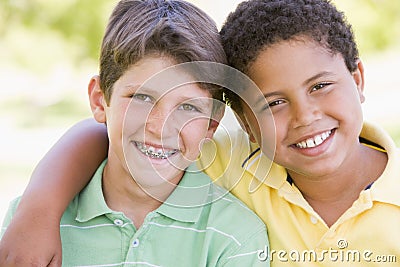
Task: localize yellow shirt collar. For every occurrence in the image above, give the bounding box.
[243,121,400,206]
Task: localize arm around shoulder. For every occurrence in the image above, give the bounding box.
[18,117,108,220]
[0,118,108,267]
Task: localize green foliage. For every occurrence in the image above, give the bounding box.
[334,0,400,55]
[0,0,116,66]
[386,124,400,147]
[0,0,400,67]
[1,93,91,128]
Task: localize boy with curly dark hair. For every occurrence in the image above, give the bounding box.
[2,0,399,266]
[214,0,399,265]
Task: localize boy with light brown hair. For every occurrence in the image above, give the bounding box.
[0,0,269,266]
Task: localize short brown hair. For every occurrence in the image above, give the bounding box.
[99,0,227,104]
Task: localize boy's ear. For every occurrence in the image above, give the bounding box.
[237,112,257,143]
[233,106,257,143]
[88,75,107,123]
[205,105,225,139]
[353,59,366,103]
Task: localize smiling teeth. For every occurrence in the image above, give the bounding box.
[134,142,178,159]
[296,130,332,148]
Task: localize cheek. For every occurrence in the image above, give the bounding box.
[124,108,143,130]
[327,88,363,120]
[106,106,127,153]
[180,119,210,148]
[123,101,153,132]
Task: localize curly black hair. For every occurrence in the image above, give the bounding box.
[220,0,359,110]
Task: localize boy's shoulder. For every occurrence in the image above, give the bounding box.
[175,163,266,230]
[190,165,265,227]
[207,181,266,227]
[188,177,268,264]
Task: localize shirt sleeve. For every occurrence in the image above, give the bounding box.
[0,198,20,239]
[219,223,270,267]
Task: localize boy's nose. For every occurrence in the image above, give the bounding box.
[291,100,321,128]
[145,108,165,136]
[145,106,175,138]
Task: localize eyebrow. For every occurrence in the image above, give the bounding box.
[254,71,335,106]
[302,71,334,86]
[124,84,159,95]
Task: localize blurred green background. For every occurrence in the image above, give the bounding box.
[1,0,399,223]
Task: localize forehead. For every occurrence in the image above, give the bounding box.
[115,55,211,98]
[247,39,343,87]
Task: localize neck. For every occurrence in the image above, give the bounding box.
[288,143,387,227]
[101,159,179,228]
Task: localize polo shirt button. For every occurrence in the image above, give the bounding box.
[310,216,318,224]
[114,219,124,226]
[132,239,140,247]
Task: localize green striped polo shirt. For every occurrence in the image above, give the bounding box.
[2,160,269,267]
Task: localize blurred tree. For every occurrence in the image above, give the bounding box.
[0,0,399,70]
[334,0,400,54]
[0,0,115,70]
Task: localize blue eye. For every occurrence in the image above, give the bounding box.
[132,94,152,102]
[179,103,199,112]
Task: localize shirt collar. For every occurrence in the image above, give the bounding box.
[241,121,400,206]
[361,122,400,206]
[76,160,112,222]
[76,161,214,223]
[241,141,288,192]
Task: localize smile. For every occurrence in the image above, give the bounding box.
[295,130,332,149]
[134,142,178,159]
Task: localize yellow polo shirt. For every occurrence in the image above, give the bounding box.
[199,122,400,266]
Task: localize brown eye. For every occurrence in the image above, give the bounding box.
[267,99,284,107]
[311,82,331,92]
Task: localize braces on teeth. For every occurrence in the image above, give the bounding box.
[135,142,177,159]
